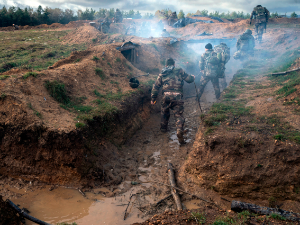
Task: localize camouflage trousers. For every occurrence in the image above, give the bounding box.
[161,94,185,133]
[198,76,221,99]
[218,66,227,90]
[255,22,266,42]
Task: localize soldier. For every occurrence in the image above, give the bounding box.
[168,11,177,26]
[12,24,19,30]
[198,43,221,100]
[250,5,270,43]
[114,9,123,23]
[101,16,111,34]
[214,42,230,90]
[233,29,255,61]
[161,29,170,37]
[125,22,136,35]
[151,58,195,145]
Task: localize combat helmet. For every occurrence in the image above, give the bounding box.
[129,77,140,88]
[245,29,252,34]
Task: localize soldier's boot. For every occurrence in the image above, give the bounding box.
[177,130,186,145]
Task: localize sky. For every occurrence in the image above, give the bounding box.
[0,0,300,16]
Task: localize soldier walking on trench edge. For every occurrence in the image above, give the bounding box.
[151,58,195,145]
[197,43,221,100]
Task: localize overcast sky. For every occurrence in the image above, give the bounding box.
[0,0,300,16]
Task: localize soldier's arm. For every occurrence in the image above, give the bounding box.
[151,75,162,101]
[180,69,195,83]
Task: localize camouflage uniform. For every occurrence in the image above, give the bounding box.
[114,9,123,23]
[214,43,230,90]
[250,5,270,43]
[198,49,221,99]
[13,24,19,30]
[233,30,255,61]
[151,66,194,136]
[161,29,170,37]
[168,12,177,26]
[101,17,111,33]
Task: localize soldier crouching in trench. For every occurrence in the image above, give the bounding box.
[151,58,195,145]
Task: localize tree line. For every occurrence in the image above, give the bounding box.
[0,5,298,28]
[0,5,153,27]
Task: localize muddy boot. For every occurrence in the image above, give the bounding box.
[177,131,186,145]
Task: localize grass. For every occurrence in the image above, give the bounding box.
[125,63,132,70]
[115,57,121,63]
[0,75,10,80]
[0,93,6,99]
[92,56,99,61]
[269,213,286,221]
[92,38,97,43]
[75,122,85,128]
[74,58,81,63]
[0,29,87,73]
[275,71,300,98]
[189,212,206,224]
[27,102,42,118]
[23,72,38,79]
[107,62,112,68]
[44,80,70,104]
[95,68,106,79]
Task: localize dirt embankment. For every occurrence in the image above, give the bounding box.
[0,23,193,188]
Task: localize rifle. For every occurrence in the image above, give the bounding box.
[193,79,203,113]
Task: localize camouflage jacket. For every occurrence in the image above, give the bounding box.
[199,49,221,77]
[236,33,255,51]
[151,66,194,101]
[250,6,270,23]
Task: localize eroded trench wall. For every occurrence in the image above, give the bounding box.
[0,87,152,187]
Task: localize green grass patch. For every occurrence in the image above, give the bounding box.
[115,57,121,63]
[269,213,286,221]
[23,72,38,79]
[0,93,6,99]
[92,56,99,61]
[189,212,206,224]
[0,75,10,80]
[107,62,112,68]
[0,30,87,73]
[92,38,97,43]
[45,80,70,104]
[75,122,85,128]
[27,102,42,118]
[275,72,300,98]
[74,58,81,63]
[95,68,106,79]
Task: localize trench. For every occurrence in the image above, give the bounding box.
[5,40,243,225]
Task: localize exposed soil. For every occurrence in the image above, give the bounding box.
[1,17,300,224]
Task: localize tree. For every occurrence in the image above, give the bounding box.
[135,11,142,19]
[291,12,298,18]
[186,13,192,17]
[270,11,279,18]
[178,10,185,19]
[201,10,208,16]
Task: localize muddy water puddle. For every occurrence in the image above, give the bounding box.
[10,185,150,225]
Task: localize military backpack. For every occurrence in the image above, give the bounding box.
[205,51,220,77]
[214,45,230,64]
[254,6,267,21]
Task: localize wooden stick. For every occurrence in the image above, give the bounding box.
[124,191,135,220]
[151,180,222,210]
[231,200,300,221]
[271,67,300,76]
[78,189,86,198]
[7,200,52,225]
[167,163,182,210]
[154,194,173,206]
